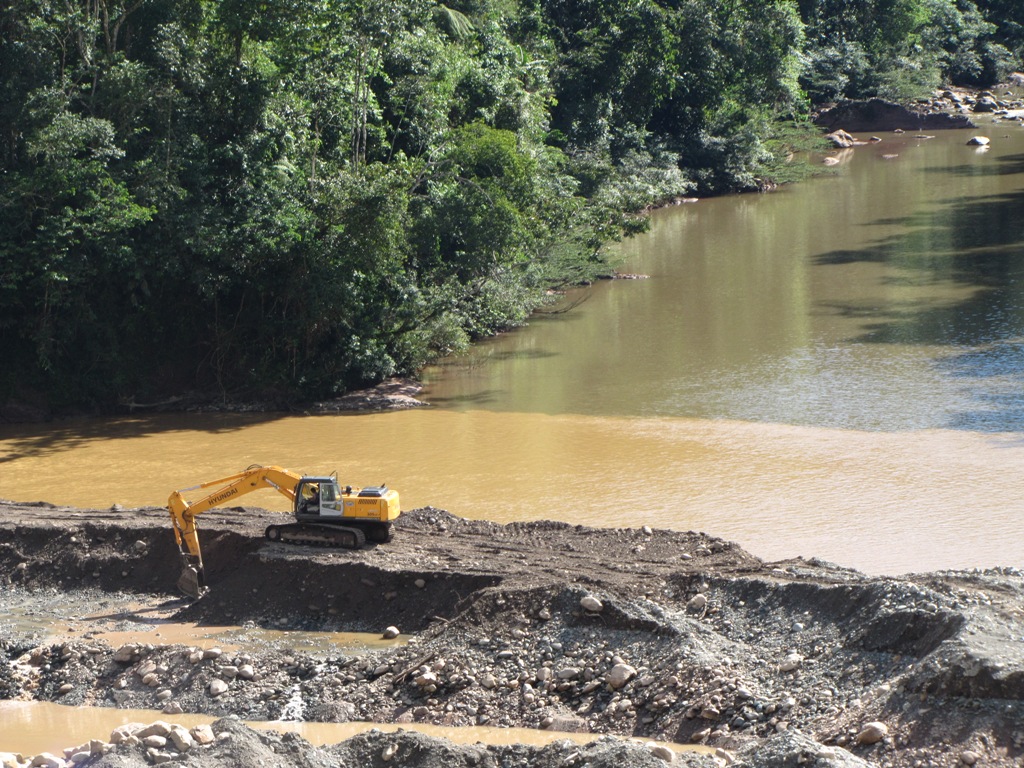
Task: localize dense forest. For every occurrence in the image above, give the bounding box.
[1,0,1022,411]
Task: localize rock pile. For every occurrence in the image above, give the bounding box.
[0,716,893,768]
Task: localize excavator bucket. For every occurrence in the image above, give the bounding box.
[177,564,204,599]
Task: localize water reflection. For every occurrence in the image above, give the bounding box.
[421,129,1024,432]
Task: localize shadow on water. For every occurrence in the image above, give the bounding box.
[924,151,1024,178]
[813,184,1024,431]
[935,342,1024,432]
[0,411,296,465]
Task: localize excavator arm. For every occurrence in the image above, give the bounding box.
[168,464,303,598]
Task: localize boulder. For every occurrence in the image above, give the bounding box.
[972,96,998,113]
[815,98,973,132]
[826,129,861,148]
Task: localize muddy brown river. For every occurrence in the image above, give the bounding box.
[2,128,1024,577]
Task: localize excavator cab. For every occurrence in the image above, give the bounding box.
[294,476,343,519]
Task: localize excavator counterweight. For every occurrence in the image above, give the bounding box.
[167,464,400,598]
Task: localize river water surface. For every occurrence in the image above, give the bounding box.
[2,127,1024,575]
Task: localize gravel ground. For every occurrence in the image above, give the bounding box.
[1,501,1023,767]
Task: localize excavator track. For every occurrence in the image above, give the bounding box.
[264,523,367,549]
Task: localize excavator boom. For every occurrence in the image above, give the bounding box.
[168,465,304,598]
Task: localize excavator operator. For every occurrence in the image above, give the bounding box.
[304,484,320,513]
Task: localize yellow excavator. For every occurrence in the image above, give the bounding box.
[168,464,400,598]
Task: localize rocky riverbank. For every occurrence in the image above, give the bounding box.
[1,501,1023,767]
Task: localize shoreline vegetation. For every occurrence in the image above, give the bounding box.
[2,0,1023,419]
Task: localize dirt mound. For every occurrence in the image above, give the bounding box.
[2,500,1024,767]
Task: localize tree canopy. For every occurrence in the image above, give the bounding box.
[0,0,1019,410]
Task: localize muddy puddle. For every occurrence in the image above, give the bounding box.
[2,599,409,655]
[0,701,710,757]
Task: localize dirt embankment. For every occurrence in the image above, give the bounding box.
[1,501,1023,767]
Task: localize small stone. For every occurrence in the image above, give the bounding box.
[190,724,215,745]
[155,689,172,702]
[208,679,229,697]
[715,748,734,764]
[238,664,255,680]
[202,647,223,660]
[142,735,167,749]
[607,663,637,690]
[109,724,146,744]
[136,722,173,739]
[414,671,438,687]
[58,683,74,695]
[580,595,603,613]
[537,608,552,621]
[960,751,980,765]
[647,743,675,763]
[641,526,653,536]
[168,726,194,752]
[686,594,708,613]
[162,702,183,715]
[382,743,398,762]
[142,672,159,687]
[967,136,990,146]
[779,653,802,672]
[857,721,889,745]
[414,579,426,589]
[113,645,137,663]
[133,540,147,552]
[382,626,400,639]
